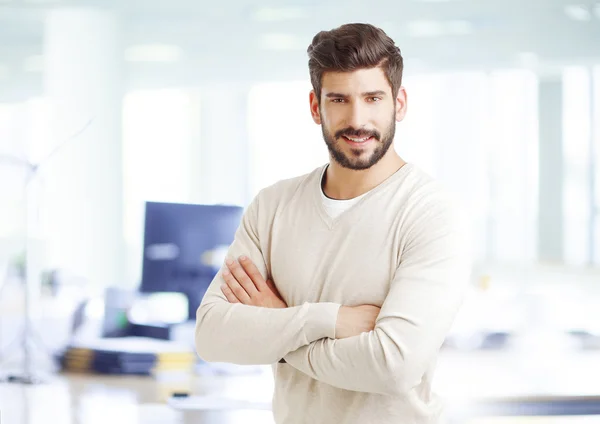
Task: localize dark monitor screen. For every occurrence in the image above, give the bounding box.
[139,201,244,319]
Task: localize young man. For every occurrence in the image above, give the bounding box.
[195,23,471,424]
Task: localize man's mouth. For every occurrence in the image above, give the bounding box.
[341,135,375,145]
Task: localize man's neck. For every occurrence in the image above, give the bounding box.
[323,149,406,200]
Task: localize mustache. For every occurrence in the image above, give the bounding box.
[335,128,380,140]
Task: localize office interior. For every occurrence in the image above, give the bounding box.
[0,0,599,423]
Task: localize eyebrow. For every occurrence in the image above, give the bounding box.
[325,90,387,98]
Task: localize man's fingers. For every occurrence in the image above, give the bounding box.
[222,268,251,304]
[221,283,240,303]
[239,256,268,291]
[226,258,258,297]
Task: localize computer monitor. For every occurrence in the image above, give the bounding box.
[139,201,244,320]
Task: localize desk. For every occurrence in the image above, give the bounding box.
[3,346,600,424]
[0,371,276,424]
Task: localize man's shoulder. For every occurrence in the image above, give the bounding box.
[399,164,465,223]
[399,164,451,204]
[254,164,325,207]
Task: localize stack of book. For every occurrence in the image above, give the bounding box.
[58,336,196,376]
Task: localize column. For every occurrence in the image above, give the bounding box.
[537,75,564,263]
[189,83,250,206]
[592,66,600,265]
[41,8,125,287]
[561,67,593,266]
[486,70,539,264]
[426,72,493,264]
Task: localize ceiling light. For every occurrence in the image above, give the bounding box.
[564,4,592,21]
[260,34,305,51]
[407,20,444,38]
[407,20,473,38]
[446,20,474,35]
[24,55,43,72]
[125,44,183,63]
[252,7,306,22]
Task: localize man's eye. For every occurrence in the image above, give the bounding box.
[332,98,345,103]
[369,97,382,102]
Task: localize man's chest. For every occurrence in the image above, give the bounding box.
[264,216,403,307]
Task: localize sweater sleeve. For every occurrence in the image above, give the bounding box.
[283,196,471,395]
[194,192,341,366]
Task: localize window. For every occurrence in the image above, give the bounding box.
[0,103,26,238]
[122,88,194,283]
[248,81,327,197]
[0,98,51,239]
[402,70,538,264]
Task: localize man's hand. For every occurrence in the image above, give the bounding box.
[221,256,287,308]
[220,256,377,337]
[335,305,381,339]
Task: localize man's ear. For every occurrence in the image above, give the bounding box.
[309,90,322,125]
[395,86,407,122]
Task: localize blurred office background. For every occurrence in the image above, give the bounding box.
[0,0,600,423]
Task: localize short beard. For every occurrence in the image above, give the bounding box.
[321,110,396,170]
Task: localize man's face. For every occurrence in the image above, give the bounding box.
[310,67,407,170]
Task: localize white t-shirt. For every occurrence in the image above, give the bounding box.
[319,165,370,219]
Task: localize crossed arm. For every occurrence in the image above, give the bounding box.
[194,195,342,365]
[195,195,471,396]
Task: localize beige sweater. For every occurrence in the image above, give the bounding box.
[195,163,472,423]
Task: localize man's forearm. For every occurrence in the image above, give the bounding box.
[195,281,340,365]
[283,328,401,394]
[283,276,465,396]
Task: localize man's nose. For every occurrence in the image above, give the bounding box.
[347,103,368,130]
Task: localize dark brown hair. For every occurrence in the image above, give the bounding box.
[307,23,404,103]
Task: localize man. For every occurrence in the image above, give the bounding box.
[195,23,471,424]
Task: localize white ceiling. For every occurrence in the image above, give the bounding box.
[0,0,599,101]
